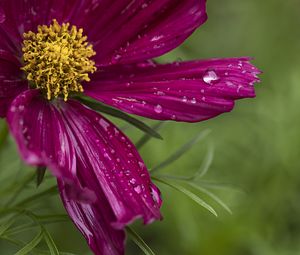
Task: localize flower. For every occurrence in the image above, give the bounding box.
[0,1,260,255]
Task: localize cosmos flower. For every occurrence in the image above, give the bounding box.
[0,1,260,255]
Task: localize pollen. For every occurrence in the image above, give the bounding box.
[22,19,97,101]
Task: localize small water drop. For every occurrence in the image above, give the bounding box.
[129,178,137,185]
[226,81,235,87]
[150,186,160,204]
[134,185,142,194]
[156,91,165,96]
[111,54,121,64]
[237,85,243,94]
[154,104,163,114]
[182,96,188,102]
[138,161,145,169]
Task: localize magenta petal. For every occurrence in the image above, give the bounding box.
[58,179,126,255]
[0,0,88,54]
[57,99,162,227]
[82,0,207,66]
[0,49,27,117]
[85,58,261,122]
[7,90,162,254]
[7,90,78,179]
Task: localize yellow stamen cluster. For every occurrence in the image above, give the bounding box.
[22,19,97,101]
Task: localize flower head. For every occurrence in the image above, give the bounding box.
[0,1,260,254]
[22,19,97,100]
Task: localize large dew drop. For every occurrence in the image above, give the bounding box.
[203,70,220,85]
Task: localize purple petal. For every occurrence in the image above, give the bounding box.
[1,1,207,64]
[77,0,207,66]
[58,179,126,255]
[7,90,162,254]
[7,90,78,179]
[0,49,27,117]
[0,0,88,54]
[85,58,261,122]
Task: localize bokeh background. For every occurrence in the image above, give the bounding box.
[1,0,300,254]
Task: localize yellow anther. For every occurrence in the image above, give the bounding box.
[22,19,97,101]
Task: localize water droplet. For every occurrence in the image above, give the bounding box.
[203,70,220,85]
[156,91,165,96]
[237,85,243,94]
[182,96,188,102]
[226,81,235,87]
[154,104,163,114]
[191,98,197,104]
[134,185,142,194]
[111,54,121,64]
[151,35,163,42]
[129,178,137,185]
[141,3,148,9]
[138,161,145,169]
[99,119,110,131]
[150,186,160,204]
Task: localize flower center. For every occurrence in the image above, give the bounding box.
[22,19,97,101]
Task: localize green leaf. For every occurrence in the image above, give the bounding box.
[195,180,244,192]
[151,129,211,173]
[6,214,69,236]
[16,186,58,207]
[5,223,36,236]
[36,167,47,187]
[37,214,69,223]
[77,96,162,140]
[0,213,20,236]
[188,183,232,214]
[153,177,218,217]
[135,122,165,150]
[14,230,43,255]
[4,173,36,207]
[43,228,59,255]
[154,144,214,181]
[0,122,9,150]
[1,235,68,255]
[126,226,155,255]
[192,143,214,180]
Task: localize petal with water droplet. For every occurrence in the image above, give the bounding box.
[85,58,261,122]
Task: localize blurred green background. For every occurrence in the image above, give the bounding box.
[1,0,300,254]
